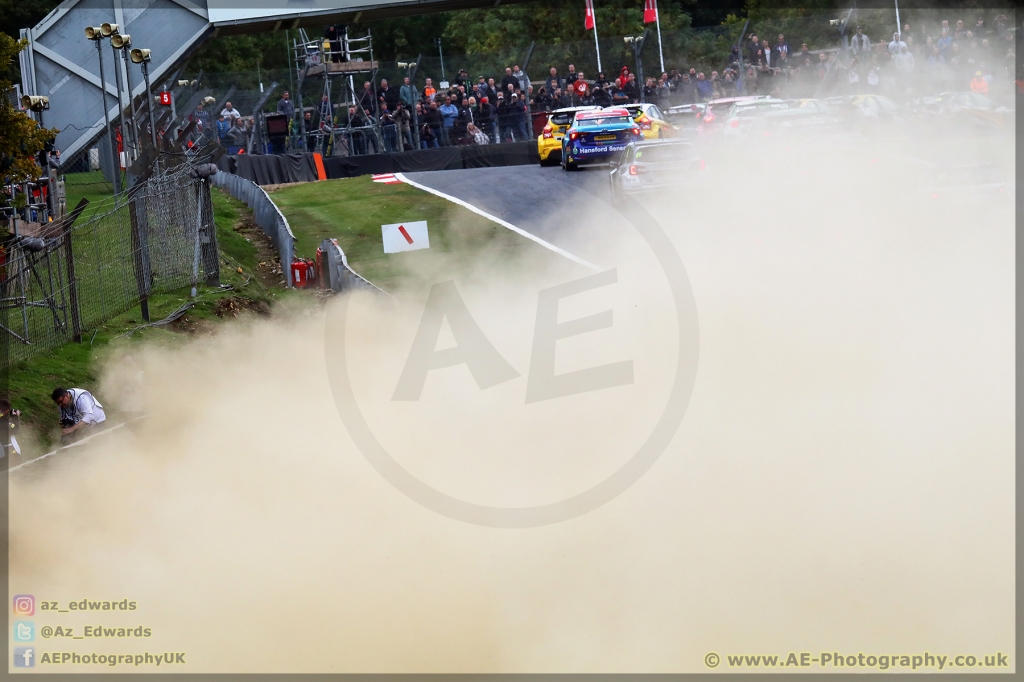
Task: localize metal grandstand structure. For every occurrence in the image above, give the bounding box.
[292,26,383,156]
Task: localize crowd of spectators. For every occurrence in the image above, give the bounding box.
[198,13,1015,156]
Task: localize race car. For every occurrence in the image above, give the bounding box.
[609,139,705,196]
[622,102,678,139]
[537,106,601,166]
[561,108,644,171]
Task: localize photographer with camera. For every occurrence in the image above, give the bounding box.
[52,387,106,445]
[1,399,22,462]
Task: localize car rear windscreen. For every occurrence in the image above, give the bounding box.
[578,115,633,126]
[634,145,699,163]
[550,112,575,126]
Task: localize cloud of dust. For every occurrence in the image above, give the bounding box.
[9,125,1015,673]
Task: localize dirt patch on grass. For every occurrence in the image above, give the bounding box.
[231,214,286,289]
[213,296,272,319]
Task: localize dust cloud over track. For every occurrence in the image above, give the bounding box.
[9,128,1014,672]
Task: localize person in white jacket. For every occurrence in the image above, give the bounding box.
[850,26,871,55]
[52,387,106,444]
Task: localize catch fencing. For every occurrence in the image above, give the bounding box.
[209,171,296,287]
[1,162,220,369]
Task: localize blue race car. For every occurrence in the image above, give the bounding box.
[561,107,644,171]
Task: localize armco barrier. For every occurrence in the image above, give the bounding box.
[210,172,296,286]
[319,238,390,297]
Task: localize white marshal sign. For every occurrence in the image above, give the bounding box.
[382,221,430,253]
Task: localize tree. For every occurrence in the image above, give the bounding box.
[1,32,58,184]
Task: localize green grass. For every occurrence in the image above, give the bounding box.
[7,188,292,452]
[63,171,119,221]
[268,176,565,291]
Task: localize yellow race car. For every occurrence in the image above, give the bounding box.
[538,106,601,166]
[623,102,678,139]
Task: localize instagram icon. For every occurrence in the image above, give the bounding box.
[13,595,34,616]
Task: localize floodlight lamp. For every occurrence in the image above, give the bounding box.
[85,26,103,40]
[22,95,50,111]
[131,48,152,63]
[111,33,131,49]
[100,22,119,37]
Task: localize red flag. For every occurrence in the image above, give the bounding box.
[585,0,596,30]
[643,0,658,24]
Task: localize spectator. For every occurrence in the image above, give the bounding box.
[571,72,588,102]
[220,101,241,119]
[594,71,609,89]
[439,95,458,145]
[379,103,397,152]
[592,83,612,107]
[423,77,437,100]
[888,32,907,58]
[359,81,376,116]
[400,77,417,109]
[495,92,512,142]
[277,91,295,118]
[468,123,490,145]
[324,24,344,63]
[486,77,498,100]
[643,77,657,102]
[774,34,790,64]
[895,43,915,72]
[970,70,988,94]
[695,72,713,100]
[545,67,563,93]
[624,73,641,102]
[476,96,496,142]
[192,103,211,138]
[394,102,412,150]
[747,33,761,62]
[677,71,695,102]
[535,86,552,111]
[509,93,529,141]
[611,79,629,105]
[453,96,474,142]
[936,28,953,60]
[500,67,518,92]
[512,64,528,92]
[728,46,741,68]
[52,387,105,445]
[378,79,400,112]
[216,115,230,144]
[422,100,442,146]
[454,68,469,88]
[850,26,870,56]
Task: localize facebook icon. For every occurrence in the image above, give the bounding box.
[14,646,35,668]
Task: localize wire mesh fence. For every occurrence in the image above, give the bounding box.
[1,162,220,369]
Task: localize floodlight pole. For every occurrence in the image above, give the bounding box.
[94,38,121,196]
[140,60,159,172]
[120,47,139,161]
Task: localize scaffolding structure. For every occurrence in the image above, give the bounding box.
[292,27,383,157]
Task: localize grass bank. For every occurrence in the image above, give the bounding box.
[268,176,564,291]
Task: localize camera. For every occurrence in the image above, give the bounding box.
[61,417,76,428]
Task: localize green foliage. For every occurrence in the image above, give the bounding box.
[187,31,292,74]
[1,33,59,184]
